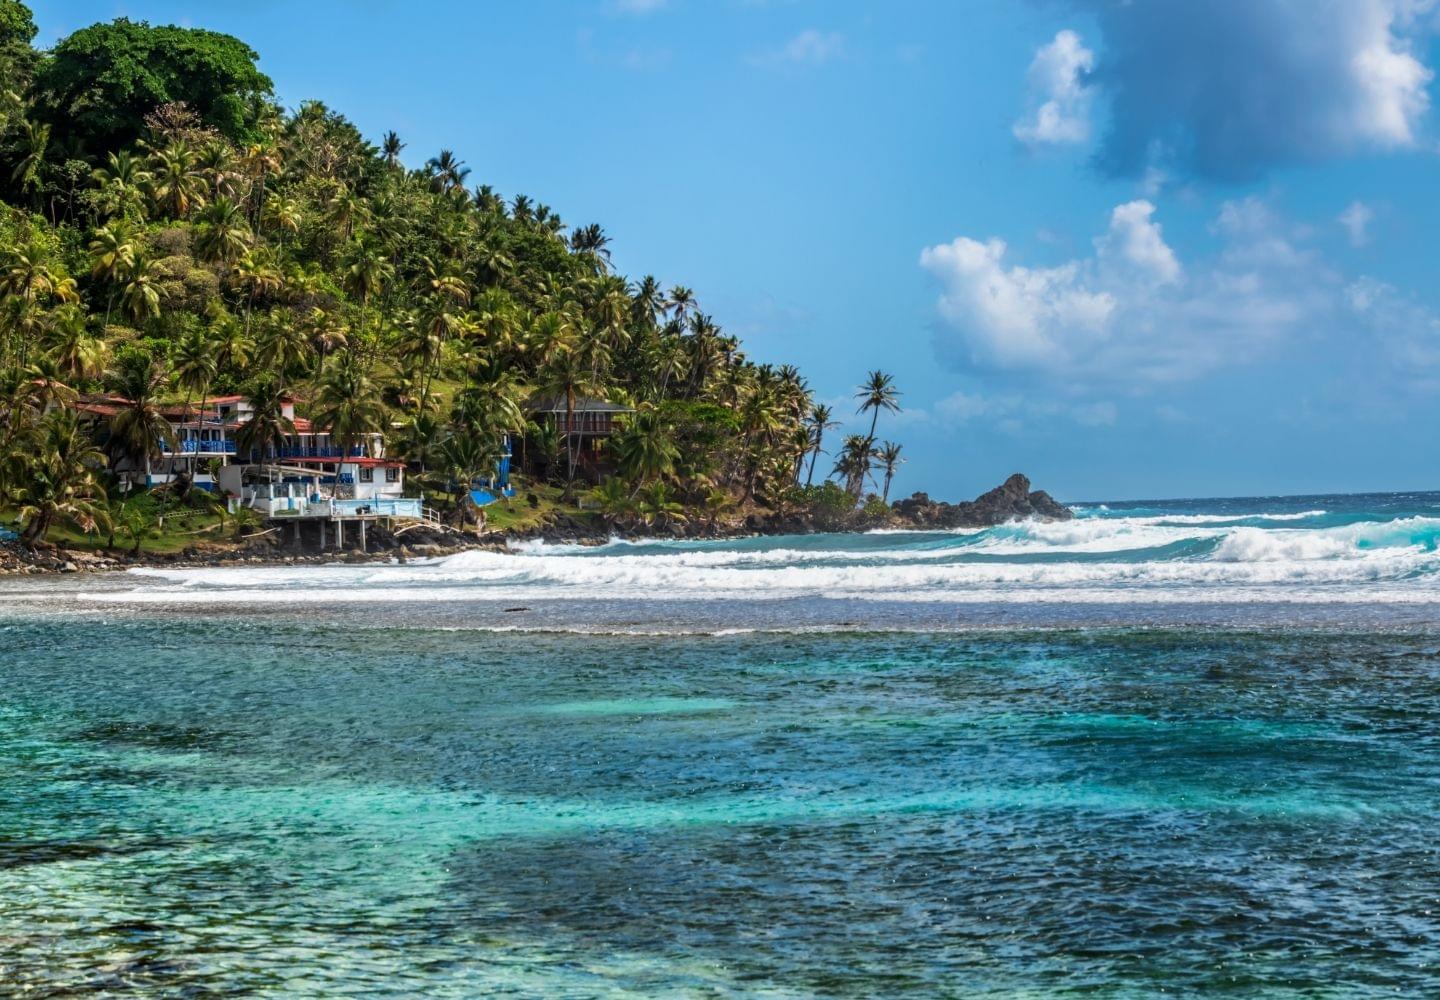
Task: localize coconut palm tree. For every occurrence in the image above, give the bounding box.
[381,131,405,169]
[805,403,839,486]
[613,408,679,491]
[46,305,108,383]
[833,434,875,500]
[107,355,175,479]
[588,477,635,527]
[174,327,218,474]
[875,441,904,502]
[234,376,296,463]
[146,142,205,219]
[536,347,602,496]
[313,355,387,462]
[194,197,252,264]
[856,370,901,445]
[16,409,110,545]
[118,255,163,324]
[635,481,686,529]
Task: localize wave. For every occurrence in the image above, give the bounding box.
[71,508,1440,608]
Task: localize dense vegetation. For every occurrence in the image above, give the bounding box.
[0,2,904,547]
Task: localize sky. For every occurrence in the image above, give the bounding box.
[34,0,1440,501]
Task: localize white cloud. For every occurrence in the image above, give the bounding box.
[1013,29,1095,147]
[918,237,1115,367]
[922,198,1331,383]
[1095,200,1182,284]
[1339,201,1375,246]
[754,29,845,66]
[612,0,668,13]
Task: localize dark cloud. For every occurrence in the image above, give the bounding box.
[1072,0,1432,181]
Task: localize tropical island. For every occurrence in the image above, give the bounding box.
[0,3,1067,570]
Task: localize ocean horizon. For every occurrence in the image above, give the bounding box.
[4,489,1440,994]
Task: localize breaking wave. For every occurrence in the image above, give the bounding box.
[92,496,1440,607]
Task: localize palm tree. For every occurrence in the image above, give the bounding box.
[194,197,252,264]
[875,441,904,502]
[9,119,49,206]
[255,316,312,390]
[635,481,686,530]
[382,130,405,169]
[46,305,108,383]
[833,434,875,500]
[174,327,218,475]
[313,356,387,463]
[107,355,175,480]
[588,477,635,527]
[235,376,296,462]
[536,347,602,497]
[435,431,504,520]
[856,370,901,445]
[87,224,135,327]
[146,142,205,219]
[15,409,110,545]
[118,255,163,324]
[613,408,679,491]
[805,403,839,486]
[425,149,470,194]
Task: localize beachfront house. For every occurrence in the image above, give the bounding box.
[71,393,408,510]
[525,393,634,481]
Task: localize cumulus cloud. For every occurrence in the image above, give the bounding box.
[921,198,1333,382]
[1095,199,1181,284]
[1013,29,1095,146]
[1071,0,1434,180]
[1339,201,1375,246]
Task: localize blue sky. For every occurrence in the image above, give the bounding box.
[36,1,1440,501]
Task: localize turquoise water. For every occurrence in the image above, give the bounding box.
[5,492,1440,994]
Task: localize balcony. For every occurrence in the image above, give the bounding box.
[165,439,237,454]
[275,445,367,459]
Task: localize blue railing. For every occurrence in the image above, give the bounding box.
[276,445,366,458]
[330,498,423,518]
[172,439,237,454]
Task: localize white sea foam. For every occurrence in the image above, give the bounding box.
[77,511,1440,607]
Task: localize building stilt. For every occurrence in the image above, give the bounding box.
[319,520,326,551]
[359,519,367,552]
[336,519,344,551]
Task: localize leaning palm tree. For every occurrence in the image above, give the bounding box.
[875,441,904,503]
[856,370,901,445]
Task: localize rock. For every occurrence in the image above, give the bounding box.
[892,473,1072,529]
[59,562,78,573]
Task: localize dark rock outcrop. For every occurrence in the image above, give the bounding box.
[892,473,1071,528]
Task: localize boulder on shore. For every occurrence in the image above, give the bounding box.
[892,473,1072,528]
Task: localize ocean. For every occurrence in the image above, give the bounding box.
[3,492,1440,995]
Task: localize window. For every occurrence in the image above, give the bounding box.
[359,466,374,483]
[385,466,399,483]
